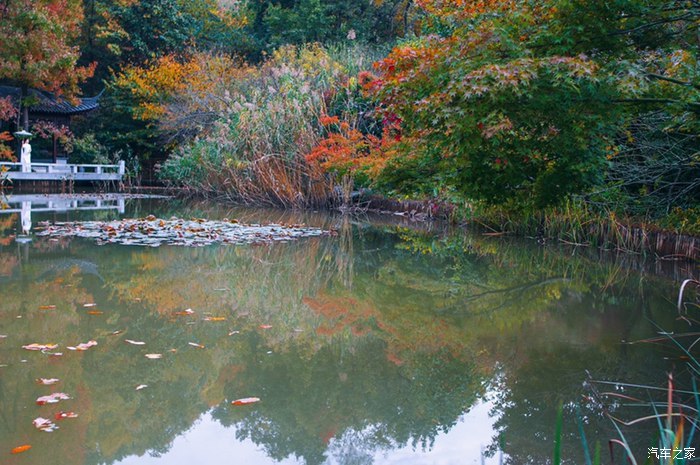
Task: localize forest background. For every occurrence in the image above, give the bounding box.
[1,0,699,238]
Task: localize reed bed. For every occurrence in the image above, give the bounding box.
[159,44,377,208]
[470,200,700,260]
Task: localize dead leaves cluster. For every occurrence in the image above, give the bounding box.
[37,216,331,248]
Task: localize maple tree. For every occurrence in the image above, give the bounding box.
[307,0,699,211]
[0,0,95,130]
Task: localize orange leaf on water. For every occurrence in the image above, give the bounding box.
[259,325,272,330]
[11,444,32,454]
[39,305,56,310]
[232,397,260,405]
[173,308,195,316]
[23,343,59,351]
[55,411,78,420]
[37,378,60,385]
[86,310,103,315]
[204,316,226,322]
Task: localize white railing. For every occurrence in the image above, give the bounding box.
[0,161,125,175]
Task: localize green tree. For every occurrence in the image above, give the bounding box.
[361,0,699,210]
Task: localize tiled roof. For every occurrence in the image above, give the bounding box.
[0,86,100,115]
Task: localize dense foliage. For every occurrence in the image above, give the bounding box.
[310,0,700,213]
[1,0,699,227]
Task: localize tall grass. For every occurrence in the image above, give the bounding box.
[466,199,700,260]
[159,44,378,208]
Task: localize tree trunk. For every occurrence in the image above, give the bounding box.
[20,84,29,131]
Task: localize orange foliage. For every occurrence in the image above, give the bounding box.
[414,0,518,26]
[306,111,401,178]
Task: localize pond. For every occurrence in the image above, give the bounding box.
[0,194,697,465]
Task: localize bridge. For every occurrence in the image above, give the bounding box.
[0,161,125,182]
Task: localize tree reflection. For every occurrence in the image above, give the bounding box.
[0,205,687,465]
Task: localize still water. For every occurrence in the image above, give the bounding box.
[0,194,697,465]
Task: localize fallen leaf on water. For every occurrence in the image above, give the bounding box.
[173,308,195,316]
[136,384,148,390]
[110,330,124,336]
[125,339,145,345]
[232,397,260,406]
[259,325,272,330]
[36,392,71,405]
[39,305,56,310]
[228,330,240,336]
[55,411,78,420]
[144,353,162,359]
[33,417,58,432]
[0,334,7,338]
[83,303,97,308]
[204,317,226,322]
[23,343,59,351]
[11,445,32,454]
[37,378,60,385]
[67,340,98,351]
[86,310,103,315]
[188,342,205,349]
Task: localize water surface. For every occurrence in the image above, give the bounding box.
[0,195,696,464]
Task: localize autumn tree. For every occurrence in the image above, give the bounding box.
[0,0,95,130]
[316,0,699,210]
[0,97,18,160]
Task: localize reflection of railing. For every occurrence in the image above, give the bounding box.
[0,161,125,181]
[0,194,128,234]
[0,196,126,214]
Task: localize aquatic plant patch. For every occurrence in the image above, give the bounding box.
[36,216,332,247]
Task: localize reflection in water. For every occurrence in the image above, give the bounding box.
[21,202,31,235]
[0,197,695,465]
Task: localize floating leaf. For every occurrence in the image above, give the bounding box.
[33,417,58,432]
[188,342,205,349]
[228,330,240,336]
[38,305,56,310]
[11,445,32,454]
[86,310,103,315]
[259,325,272,330]
[136,384,148,391]
[232,397,260,405]
[145,353,162,359]
[67,340,97,351]
[23,343,59,351]
[55,411,78,420]
[110,330,124,335]
[125,339,145,345]
[83,303,97,308]
[37,378,60,385]
[36,392,71,405]
[173,308,195,316]
[204,317,226,322]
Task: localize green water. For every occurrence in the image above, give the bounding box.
[0,195,696,465]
